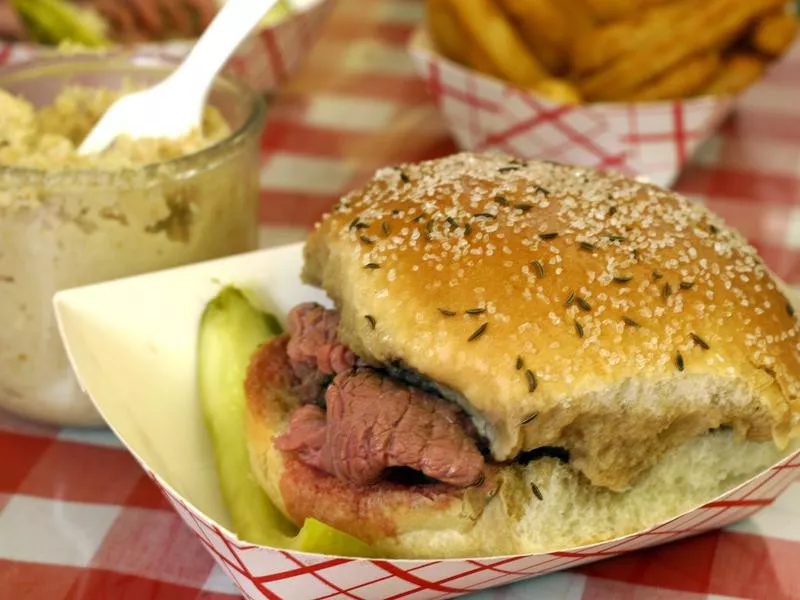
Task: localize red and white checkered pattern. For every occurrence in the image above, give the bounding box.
[145,448,800,600]
[0,0,332,93]
[407,28,771,188]
[215,0,333,93]
[3,1,800,598]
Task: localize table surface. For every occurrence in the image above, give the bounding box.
[2,1,800,599]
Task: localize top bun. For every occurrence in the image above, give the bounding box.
[302,152,800,490]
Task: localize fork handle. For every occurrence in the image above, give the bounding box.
[168,0,279,99]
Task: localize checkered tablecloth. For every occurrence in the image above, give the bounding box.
[1,1,800,599]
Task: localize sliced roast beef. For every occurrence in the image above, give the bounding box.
[277,303,485,488]
[286,303,359,403]
[275,368,485,488]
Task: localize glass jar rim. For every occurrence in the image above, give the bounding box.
[0,51,267,183]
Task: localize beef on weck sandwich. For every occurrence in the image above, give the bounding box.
[244,153,800,558]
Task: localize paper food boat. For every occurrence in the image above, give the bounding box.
[408,27,744,189]
[53,243,800,600]
[0,0,332,93]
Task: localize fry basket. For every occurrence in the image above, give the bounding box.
[407,27,758,188]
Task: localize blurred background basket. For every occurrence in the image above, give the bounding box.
[0,0,334,93]
[409,27,739,188]
[409,0,800,188]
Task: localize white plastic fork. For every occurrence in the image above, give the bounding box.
[78,0,279,155]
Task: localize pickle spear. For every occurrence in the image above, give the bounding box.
[198,286,373,556]
[11,0,111,47]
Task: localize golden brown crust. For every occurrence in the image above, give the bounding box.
[302,152,800,490]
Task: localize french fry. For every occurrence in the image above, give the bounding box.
[558,0,598,32]
[495,0,574,75]
[442,0,550,87]
[426,0,785,106]
[627,52,721,101]
[578,0,785,101]
[426,0,469,65]
[427,0,504,79]
[530,78,583,105]
[700,53,767,95]
[571,0,694,75]
[577,0,679,24]
[750,11,799,57]
[465,43,505,79]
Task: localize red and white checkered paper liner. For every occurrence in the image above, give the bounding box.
[408,28,742,189]
[0,0,332,93]
[144,440,800,600]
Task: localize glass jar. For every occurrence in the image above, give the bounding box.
[0,53,266,426]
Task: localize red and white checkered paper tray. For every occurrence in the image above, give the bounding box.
[407,28,764,189]
[0,0,332,93]
[52,243,800,600]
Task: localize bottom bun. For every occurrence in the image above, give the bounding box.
[244,336,792,559]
